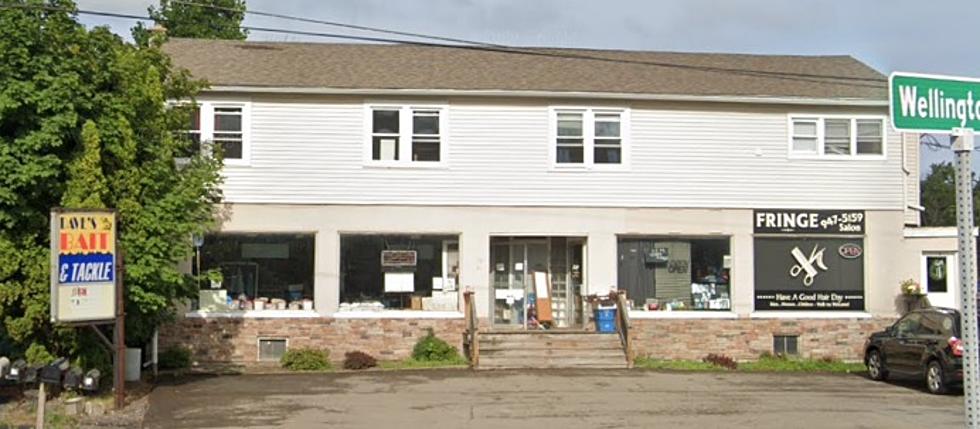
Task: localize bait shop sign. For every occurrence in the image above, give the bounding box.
[50,209,117,323]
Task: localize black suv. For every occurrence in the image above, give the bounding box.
[864,307,964,394]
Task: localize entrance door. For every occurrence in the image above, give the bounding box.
[921,253,958,309]
[490,237,583,329]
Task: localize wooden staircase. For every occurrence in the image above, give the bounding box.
[476,330,628,369]
[462,290,634,370]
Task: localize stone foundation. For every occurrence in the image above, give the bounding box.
[630,317,895,361]
[159,316,467,366]
[160,315,895,366]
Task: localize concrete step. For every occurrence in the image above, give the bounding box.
[478,344,623,352]
[479,356,627,369]
[480,348,625,359]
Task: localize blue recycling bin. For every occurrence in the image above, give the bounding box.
[595,307,617,333]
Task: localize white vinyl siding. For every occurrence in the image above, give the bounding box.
[215,96,902,210]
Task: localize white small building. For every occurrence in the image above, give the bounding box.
[159,38,963,365]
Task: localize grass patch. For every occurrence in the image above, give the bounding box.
[739,356,865,373]
[634,355,864,373]
[378,357,468,370]
[633,357,724,371]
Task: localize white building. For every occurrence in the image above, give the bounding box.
[160,38,961,365]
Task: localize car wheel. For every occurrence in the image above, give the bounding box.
[867,349,888,381]
[926,360,948,394]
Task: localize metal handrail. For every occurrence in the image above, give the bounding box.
[613,291,634,368]
[463,291,479,368]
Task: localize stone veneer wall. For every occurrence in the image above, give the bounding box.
[160,316,896,366]
[159,317,467,366]
[630,317,896,361]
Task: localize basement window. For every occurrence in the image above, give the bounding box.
[258,338,287,361]
[773,335,799,356]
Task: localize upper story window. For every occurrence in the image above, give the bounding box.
[367,104,446,165]
[552,108,627,168]
[789,116,884,158]
[180,101,250,164]
[213,106,244,160]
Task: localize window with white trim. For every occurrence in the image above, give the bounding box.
[553,108,626,167]
[789,116,884,157]
[213,106,244,160]
[179,101,250,163]
[368,105,445,164]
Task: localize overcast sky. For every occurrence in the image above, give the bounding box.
[76,0,980,175]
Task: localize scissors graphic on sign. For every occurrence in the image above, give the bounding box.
[789,244,828,287]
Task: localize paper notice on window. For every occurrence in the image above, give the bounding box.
[384,272,414,293]
[432,277,444,291]
[533,271,549,298]
[380,138,397,160]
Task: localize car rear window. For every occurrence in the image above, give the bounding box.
[921,313,953,336]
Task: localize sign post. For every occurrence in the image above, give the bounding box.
[50,209,124,409]
[891,72,979,428]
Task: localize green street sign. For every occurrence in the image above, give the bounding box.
[890,72,980,133]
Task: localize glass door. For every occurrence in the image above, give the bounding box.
[490,237,584,329]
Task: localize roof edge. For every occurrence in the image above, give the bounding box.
[205,85,888,107]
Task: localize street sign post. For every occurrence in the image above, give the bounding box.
[891,72,979,428]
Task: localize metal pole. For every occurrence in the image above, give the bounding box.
[114,254,125,410]
[953,129,978,428]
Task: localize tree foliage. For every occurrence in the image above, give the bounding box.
[0,0,222,368]
[920,162,980,226]
[135,0,247,43]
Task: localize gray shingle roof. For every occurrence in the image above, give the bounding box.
[163,38,887,101]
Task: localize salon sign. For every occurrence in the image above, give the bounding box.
[754,210,865,235]
[50,209,117,323]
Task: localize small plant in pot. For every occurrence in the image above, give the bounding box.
[899,278,930,312]
[206,269,224,289]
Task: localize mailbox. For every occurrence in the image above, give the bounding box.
[82,369,101,392]
[23,364,41,384]
[0,357,9,379]
[63,366,83,390]
[6,359,26,382]
[40,357,69,385]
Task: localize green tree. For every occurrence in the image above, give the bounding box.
[135,0,247,43]
[0,0,222,368]
[920,162,980,226]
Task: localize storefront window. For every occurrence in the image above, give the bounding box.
[340,235,459,311]
[617,237,731,311]
[197,233,315,311]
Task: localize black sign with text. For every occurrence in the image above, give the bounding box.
[754,237,865,311]
[753,210,865,235]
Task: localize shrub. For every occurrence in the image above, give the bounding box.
[281,348,332,371]
[702,353,737,370]
[343,351,378,370]
[411,330,461,362]
[25,343,55,365]
[159,346,192,370]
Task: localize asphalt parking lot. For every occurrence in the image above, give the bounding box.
[144,369,964,429]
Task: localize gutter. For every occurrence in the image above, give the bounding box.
[206,85,888,107]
